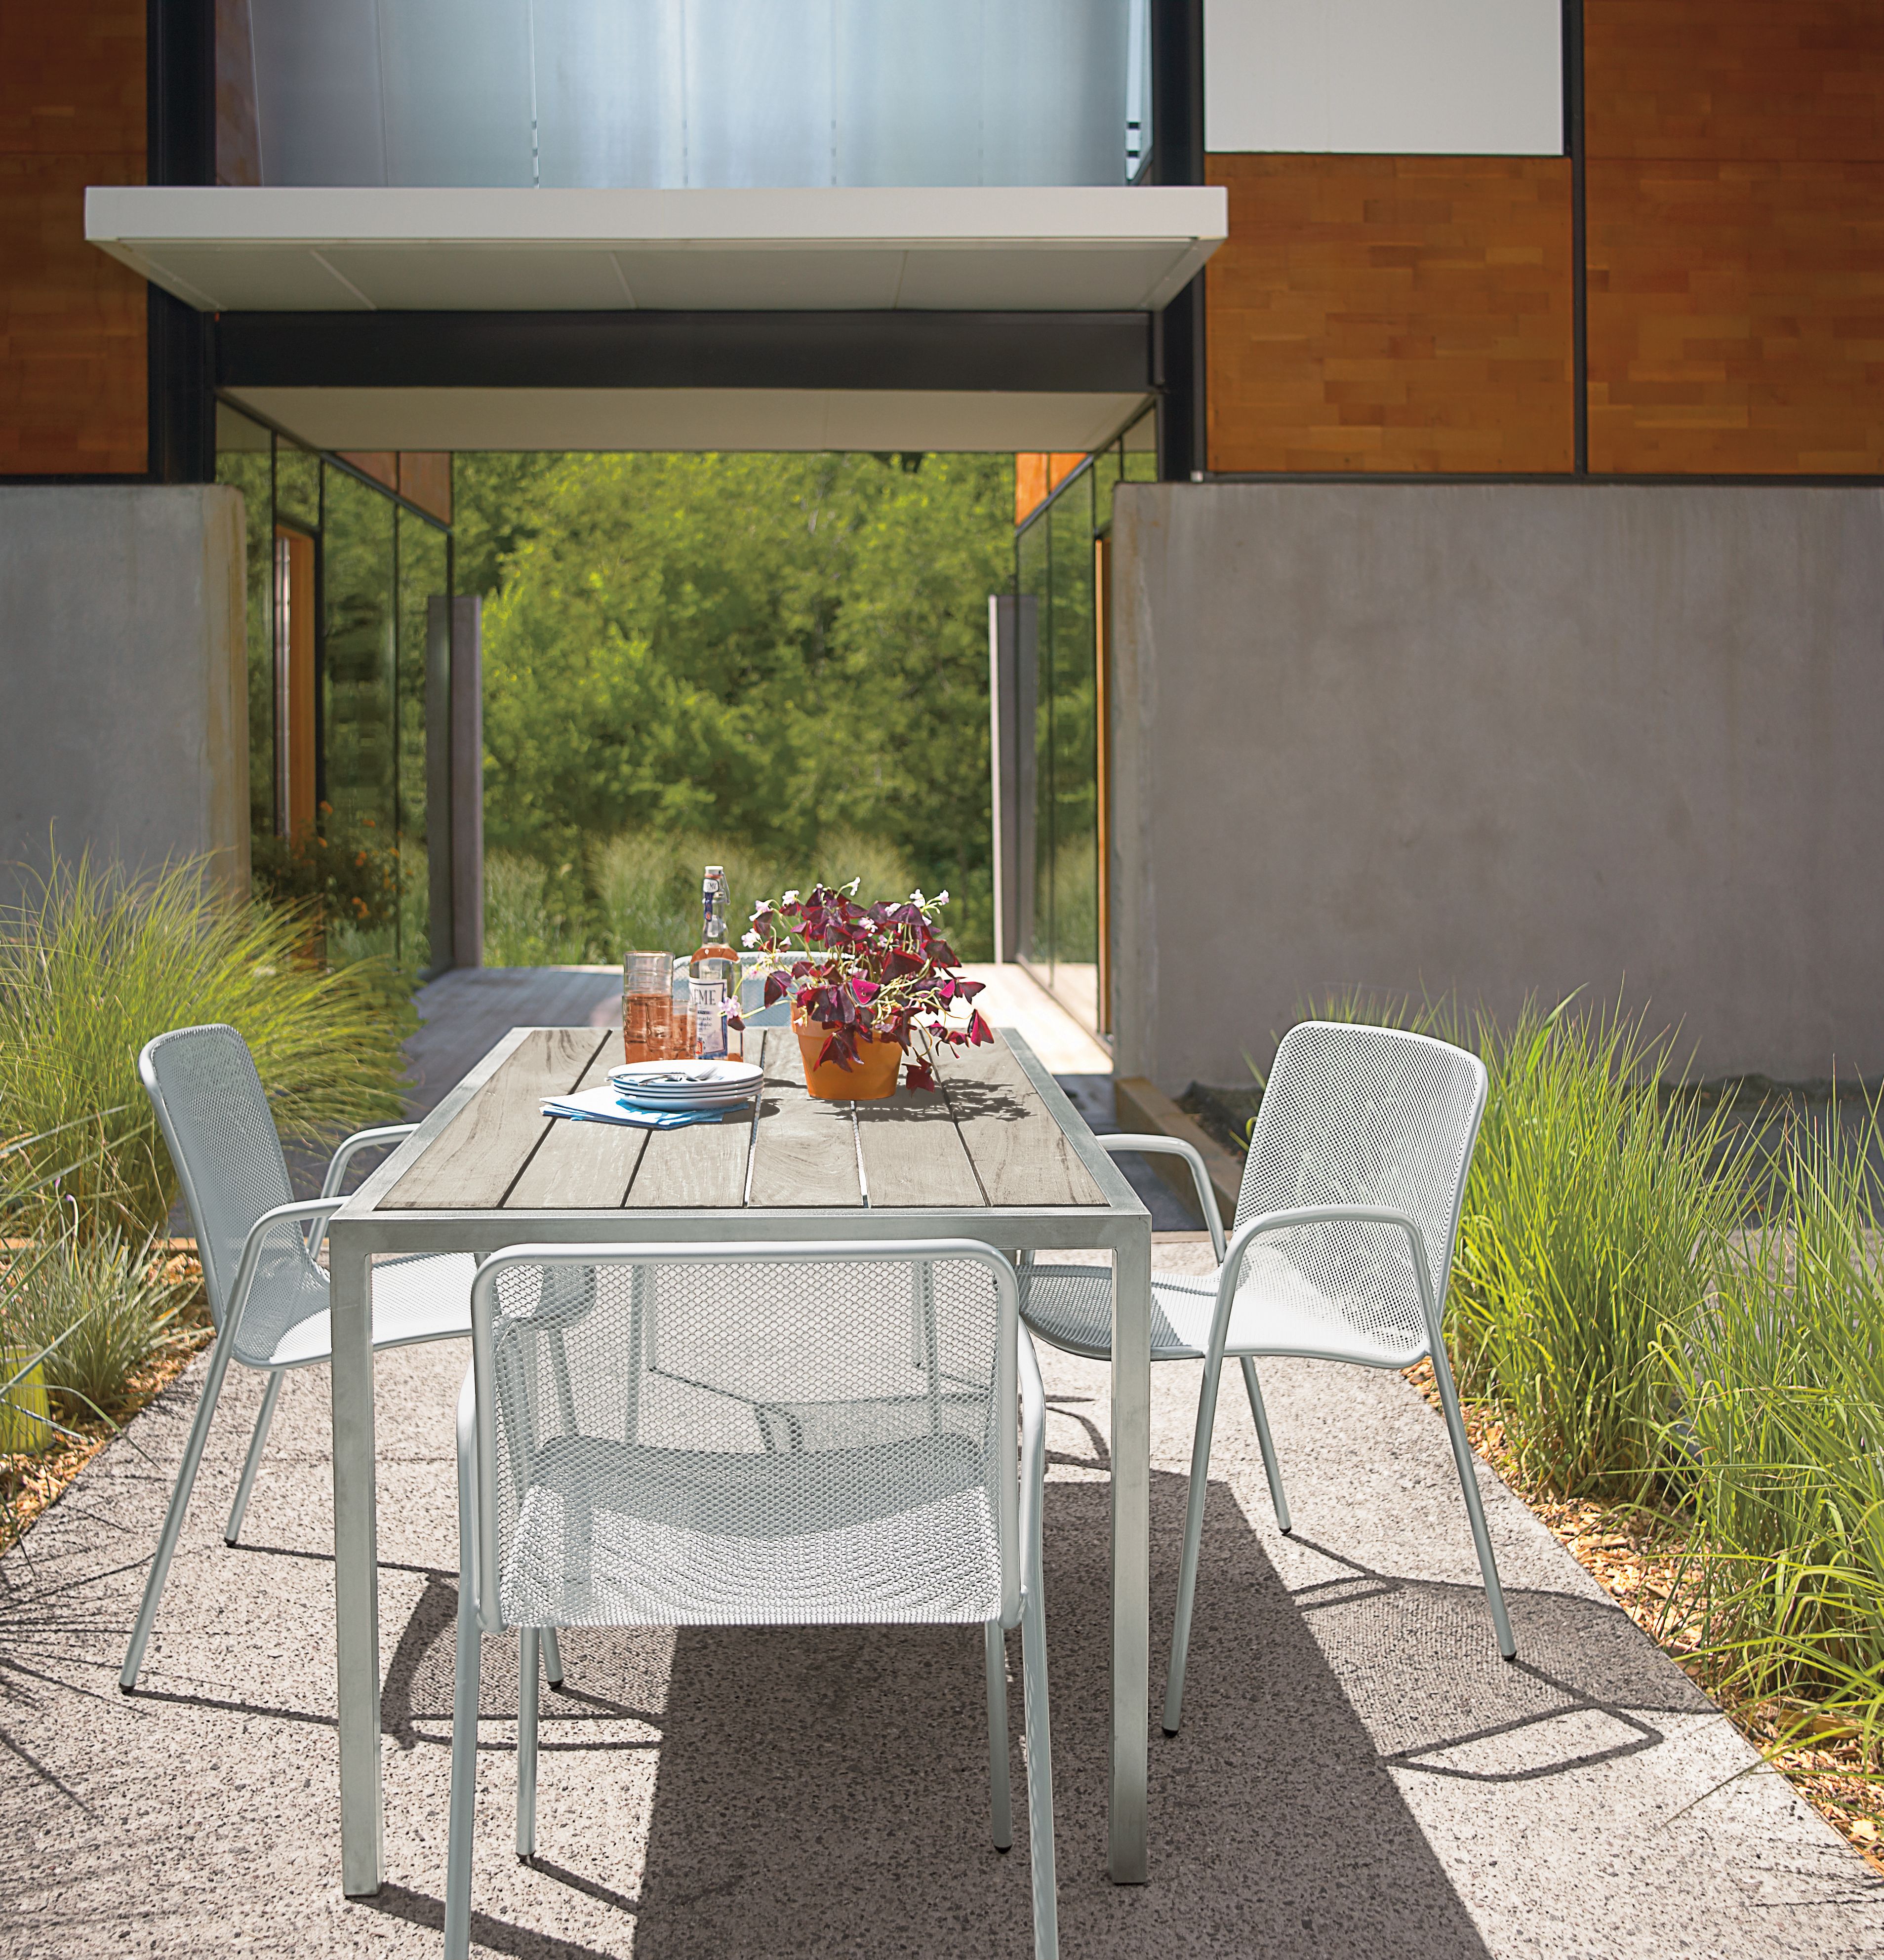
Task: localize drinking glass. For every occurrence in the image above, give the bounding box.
[622,952,674,1064]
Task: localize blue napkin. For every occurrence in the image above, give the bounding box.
[541,1087,744,1129]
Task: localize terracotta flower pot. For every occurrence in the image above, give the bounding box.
[794,1012,904,1101]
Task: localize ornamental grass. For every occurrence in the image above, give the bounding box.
[0,849,408,1244]
[1286,990,1884,1760]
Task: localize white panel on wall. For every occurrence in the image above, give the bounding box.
[1204,0,1563,156]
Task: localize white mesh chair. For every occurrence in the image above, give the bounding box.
[445,1240,1057,1960]
[119,1023,496,1692]
[1017,1021,1514,1736]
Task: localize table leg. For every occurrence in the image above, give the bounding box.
[329,1231,383,1895]
[1109,1221,1151,1882]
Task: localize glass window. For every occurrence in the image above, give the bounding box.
[213,408,275,837]
[397,510,448,969]
[1043,467,1099,1031]
[321,466,399,963]
[275,442,319,530]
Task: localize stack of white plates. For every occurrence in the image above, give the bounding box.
[608,1059,764,1110]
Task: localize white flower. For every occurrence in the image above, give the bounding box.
[934,888,950,906]
[782,888,800,905]
[742,929,761,948]
[909,887,926,906]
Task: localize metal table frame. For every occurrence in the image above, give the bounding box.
[325,1024,1153,1891]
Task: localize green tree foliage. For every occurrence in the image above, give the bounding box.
[459,451,1011,957]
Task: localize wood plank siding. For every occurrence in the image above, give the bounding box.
[1203,155,1574,475]
[0,4,147,475]
[1585,1,1884,474]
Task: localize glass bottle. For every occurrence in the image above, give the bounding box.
[688,865,738,1060]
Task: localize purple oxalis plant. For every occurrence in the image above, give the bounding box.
[741,880,992,1089]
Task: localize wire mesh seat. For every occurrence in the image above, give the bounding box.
[445,1240,1058,1960]
[118,1023,485,1692]
[1017,1020,1514,1735]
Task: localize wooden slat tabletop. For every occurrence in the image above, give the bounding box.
[377,1025,1106,1213]
[504,1035,646,1210]
[383,1028,605,1210]
[854,1070,986,1206]
[746,1027,863,1209]
[932,1038,1106,1207]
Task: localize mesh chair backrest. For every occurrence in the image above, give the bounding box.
[1233,1022,1487,1357]
[140,1024,296,1330]
[471,1241,1018,1632]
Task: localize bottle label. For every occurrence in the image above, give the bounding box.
[689,977,727,1059]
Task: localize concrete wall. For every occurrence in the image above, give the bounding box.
[1110,482,1884,1090]
[0,485,249,905]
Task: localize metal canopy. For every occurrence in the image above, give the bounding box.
[85,185,1225,315]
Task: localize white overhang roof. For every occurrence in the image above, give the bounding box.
[217,386,1153,455]
[85,185,1226,314]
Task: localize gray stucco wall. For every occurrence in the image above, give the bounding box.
[1110,482,1884,1090]
[0,486,249,907]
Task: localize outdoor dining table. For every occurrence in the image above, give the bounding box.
[325,1021,1153,1892]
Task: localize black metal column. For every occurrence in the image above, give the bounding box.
[146,0,216,483]
[1564,0,1588,476]
[1151,0,1206,481]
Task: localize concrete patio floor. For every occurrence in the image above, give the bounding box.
[3,967,1879,1956]
[2,1236,1879,1957]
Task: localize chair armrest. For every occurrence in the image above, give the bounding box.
[315,1124,418,1260]
[1207,1203,1437,1360]
[455,1365,499,1634]
[224,1198,346,1351]
[321,1124,419,1200]
[1017,1323,1049,1615]
[1098,1133,1227,1260]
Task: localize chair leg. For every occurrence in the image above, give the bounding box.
[1429,1346,1517,1661]
[541,1625,564,1690]
[120,1333,241,1691]
[223,1369,284,1546]
[1238,1356,1292,1535]
[984,1620,1012,1851]
[516,1629,541,1861]
[1162,1348,1228,1735]
[1020,1581,1058,1960]
[443,1557,483,1960]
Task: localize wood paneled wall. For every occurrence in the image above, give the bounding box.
[1014,452,1087,524]
[1586,1,1884,473]
[336,449,454,524]
[0,4,148,474]
[1203,155,1574,474]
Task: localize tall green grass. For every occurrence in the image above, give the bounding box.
[487,828,919,965]
[2,1227,190,1429]
[483,851,591,966]
[0,851,409,1240]
[1449,1000,1743,1502]
[1291,992,1743,1501]
[1675,1097,1884,1721]
[591,828,918,957]
[1286,990,1884,1738]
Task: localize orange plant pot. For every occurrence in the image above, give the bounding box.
[794,1013,904,1101]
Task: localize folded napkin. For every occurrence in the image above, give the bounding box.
[541,1087,741,1129]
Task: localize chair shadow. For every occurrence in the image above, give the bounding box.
[1277,1533,1705,1784]
[366,1465,1730,1958]
[514,1468,1508,1960]
[354,1880,622,1960]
